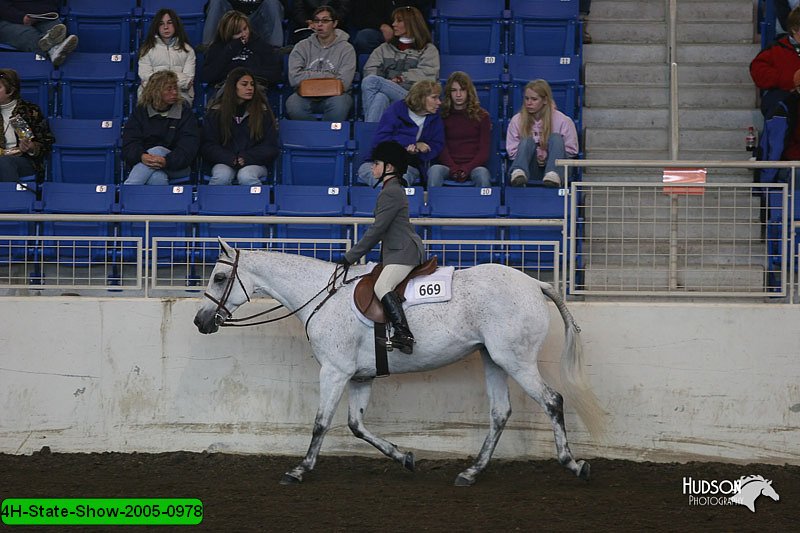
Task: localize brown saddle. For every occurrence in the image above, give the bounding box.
[354,256,438,323]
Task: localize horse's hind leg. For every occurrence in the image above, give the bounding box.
[511,366,590,480]
[347,379,415,471]
[454,349,512,487]
[280,366,349,485]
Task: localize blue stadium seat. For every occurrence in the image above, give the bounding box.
[0,52,52,115]
[438,54,506,120]
[507,54,582,124]
[351,120,379,172]
[279,119,351,185]
[432,0,508,56]
[56,52,135,119]
[425,186,503,266]
[349,185,425,262]
[118,184,194,265]
[508,0,580,57]
[39,182,116,265]
[269,185,349,260]
[140,0,205,48]
[64,1,137,53]
[504,186,565,270]
[0,183,38,264]
[195,185,270,262]
[49,118,121,184]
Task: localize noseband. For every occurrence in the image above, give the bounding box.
[203,249,251,326]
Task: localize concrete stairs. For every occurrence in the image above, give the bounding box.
[583,0,762,175]
[578,0,767,292]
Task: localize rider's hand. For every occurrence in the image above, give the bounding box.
[336,256,350,267]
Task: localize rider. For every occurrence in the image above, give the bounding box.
[338,140,425,354]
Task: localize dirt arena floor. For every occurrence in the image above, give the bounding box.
[1,449,798,532]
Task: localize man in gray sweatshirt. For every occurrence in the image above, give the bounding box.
[285,5,356,121]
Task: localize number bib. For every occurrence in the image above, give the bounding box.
[405,266,454,305]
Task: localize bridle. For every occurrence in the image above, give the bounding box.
[202,248,361,333]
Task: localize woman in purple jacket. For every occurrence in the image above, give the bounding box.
[357,79,443,187]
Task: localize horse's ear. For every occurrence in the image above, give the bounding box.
[218,237,235,259]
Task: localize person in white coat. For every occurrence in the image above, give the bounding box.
[138,8,196,105]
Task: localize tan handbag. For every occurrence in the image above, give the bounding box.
[298,78,344,97]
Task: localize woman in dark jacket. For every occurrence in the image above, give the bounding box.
[202,10,282,89]
[340,141,425,354]
[0,68,54,181]
[121,70,199,185]
[201,67,279,185]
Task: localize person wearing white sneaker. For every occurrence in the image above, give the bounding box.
[506,79,578,188]
[0,1,77,65]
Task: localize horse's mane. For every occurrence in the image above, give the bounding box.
[738,474,769,485]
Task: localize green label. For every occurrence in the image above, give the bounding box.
[1,498,203,526]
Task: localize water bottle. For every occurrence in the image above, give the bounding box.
[745,126,756,152]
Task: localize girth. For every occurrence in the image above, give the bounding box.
[354,256,438,324]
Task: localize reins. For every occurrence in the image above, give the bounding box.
[203,250,365,337]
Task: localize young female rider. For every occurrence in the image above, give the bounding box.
[339,141,425,354]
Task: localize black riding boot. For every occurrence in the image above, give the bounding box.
[381,292,415,354]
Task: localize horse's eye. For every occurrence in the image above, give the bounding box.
[214,273,226,283]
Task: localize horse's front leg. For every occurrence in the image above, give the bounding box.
[347,379,415,471]
[280,366,350,485]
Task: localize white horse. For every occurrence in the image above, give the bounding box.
[194,240,606,486]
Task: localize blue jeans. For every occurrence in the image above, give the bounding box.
[352,28,384,55]
[427,164,492,188]
[509,135,566,183]
[202,0,284,47]
[209,164,267,185]
[357,161,419,187]
[124,146,190,185]
[0,18,59,52]
[0,155,36,181]
[361,75,408,122]
[285,92,353,121]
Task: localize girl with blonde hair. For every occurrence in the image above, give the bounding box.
[506,79,578,187]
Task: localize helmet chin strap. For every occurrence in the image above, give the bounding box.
[372,168,399,188]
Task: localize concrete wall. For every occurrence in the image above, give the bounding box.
[1,297,799,464]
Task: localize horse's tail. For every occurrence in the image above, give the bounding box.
[539,281,607,440]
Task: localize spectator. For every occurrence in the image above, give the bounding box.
[348,0,431,56]
[751,7,800,116]
[121,71,199,185]
[202,10,283,89]
[202,0,285,48]
[581,0,592,44]
[776,1,800,35]
[357,79,443,187]
[360,5,439,122]
[427,71,491,188]
[288,0,350,45]
[0,68,53,181]
[506,79,578,188]
[201,67,279,186]
[0,0,78,66]
[285,6,356,121]
[138,9,196,106]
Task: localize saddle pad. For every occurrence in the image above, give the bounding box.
[351,264,455,327]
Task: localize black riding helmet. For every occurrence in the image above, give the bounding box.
[370,141,409,187]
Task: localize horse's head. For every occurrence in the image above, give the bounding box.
[761,479,780,502]
[194,238,253,334]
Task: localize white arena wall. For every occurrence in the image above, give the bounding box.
[1,297,799,465]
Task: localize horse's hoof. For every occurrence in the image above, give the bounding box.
[454,473,475,487]
[577,460,591,481]
[403,451,415,472]
[279,473,302,485]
